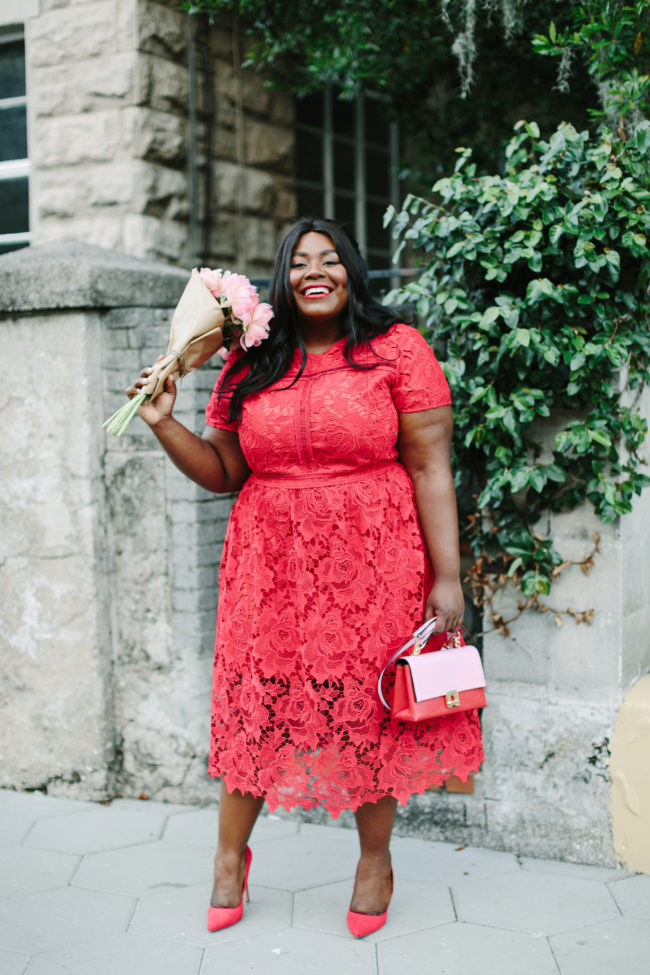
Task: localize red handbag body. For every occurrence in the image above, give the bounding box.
[378,619,486,723]
[392,645,486,722]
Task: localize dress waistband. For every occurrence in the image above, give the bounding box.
[248,460,402,488]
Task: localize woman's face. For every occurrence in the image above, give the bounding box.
[289,232,349,326]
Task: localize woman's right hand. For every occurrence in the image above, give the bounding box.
[126,357,177,428]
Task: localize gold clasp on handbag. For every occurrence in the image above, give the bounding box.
[445,689,460,708]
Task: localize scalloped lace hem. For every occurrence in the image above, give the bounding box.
[209,760,484,819]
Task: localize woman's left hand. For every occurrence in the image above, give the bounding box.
[424,577,465,634]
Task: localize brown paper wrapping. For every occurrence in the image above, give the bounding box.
[141,271,226,402]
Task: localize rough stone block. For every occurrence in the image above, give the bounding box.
[135,52,188,111]
[30,64,72,118]
[275,178,298,218]
[215,162,271,216]
[140,164,189,220]
[33,111,122,166]
[206,21,235,61]
[72,54,135,110]
[122,213,190,266]
[136,0,187,60]
[244,118,294,172]
[34,216,125,251]
[29,5,118,67]
[123,106,187,166]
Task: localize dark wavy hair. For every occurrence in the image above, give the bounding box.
[222,217,400,420]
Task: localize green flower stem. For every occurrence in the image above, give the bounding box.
[103,392,150,437]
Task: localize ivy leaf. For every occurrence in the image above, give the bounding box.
[528,468,547,493]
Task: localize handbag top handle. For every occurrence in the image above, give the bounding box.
[377,620,474,711]
[377,618,438,710]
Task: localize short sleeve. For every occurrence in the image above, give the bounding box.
[391,323,452,412]
[205,357,241,431]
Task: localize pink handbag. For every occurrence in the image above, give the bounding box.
[378,619,486,722]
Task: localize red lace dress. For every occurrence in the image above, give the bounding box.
[205,323,483,816]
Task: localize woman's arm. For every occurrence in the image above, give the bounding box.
[398,405,464,634]
[128,371,250,494]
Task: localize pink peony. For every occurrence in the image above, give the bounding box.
[197,265,272,354]
[197,267,225,298]
[240,302,274,348]
[221,271,259,323]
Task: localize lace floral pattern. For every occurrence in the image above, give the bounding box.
[205,324,484,815]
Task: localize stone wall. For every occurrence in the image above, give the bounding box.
[0,240,231,803]
[25,0,296,273]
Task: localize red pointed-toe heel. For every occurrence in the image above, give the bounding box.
[207,845,252,932]
[346,868,394,938]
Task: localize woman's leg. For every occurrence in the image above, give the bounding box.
[350,795,397,914]
[211,783,265,908]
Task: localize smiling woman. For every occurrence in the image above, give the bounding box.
[129,216,483,939]
[289,231,349,348]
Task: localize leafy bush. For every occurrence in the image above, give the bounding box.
[386,120,650,607]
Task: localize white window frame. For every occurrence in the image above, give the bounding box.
[0,28,30,251]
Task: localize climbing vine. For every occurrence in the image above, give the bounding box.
[385,119,650,620]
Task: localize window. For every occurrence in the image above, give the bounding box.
[0,29,29,255]
[295,86,400,273]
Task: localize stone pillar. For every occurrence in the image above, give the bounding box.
[0,239,231,802]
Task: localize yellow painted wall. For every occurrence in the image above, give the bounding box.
[610,674,650,873]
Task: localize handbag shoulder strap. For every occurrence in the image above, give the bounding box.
[377,617,438,710]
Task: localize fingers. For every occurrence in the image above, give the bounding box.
[125,366,154,399]
[425,599,462,635]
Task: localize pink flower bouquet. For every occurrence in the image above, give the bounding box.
[103,267,273,436]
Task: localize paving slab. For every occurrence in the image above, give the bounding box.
[377,921,559,975]
[23,806,165,855]
[0,847,79,900]
[130,881,292,947]
[294,876,455,941]
[519,855,629,883]
[109,798,193,817]
[162,809,299,848]
[391,835,520,883]
[71,840,210,897]
[0,947,30,975]
[608,873,650,919]
[550,916,650,975]
[248,829,360,892]
[201,927,376,975]
[452,868,621,935]
[23,933,203,975]
[0,814,32,849]
[0,790,87,819]
[0,886,135,953]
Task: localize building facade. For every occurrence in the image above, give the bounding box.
[0,0,400,274]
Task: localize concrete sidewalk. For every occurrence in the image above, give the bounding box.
[1,789,649,975]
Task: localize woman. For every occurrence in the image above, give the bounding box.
[129,218,483,938]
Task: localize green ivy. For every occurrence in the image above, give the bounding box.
[385,120,650,601]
